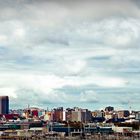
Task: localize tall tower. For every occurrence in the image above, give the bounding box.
[0,96,9,114]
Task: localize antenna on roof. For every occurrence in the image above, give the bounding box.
[28,104,30,109]
[128,100,132,114]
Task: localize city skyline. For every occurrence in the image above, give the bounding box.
[0,0,140,110]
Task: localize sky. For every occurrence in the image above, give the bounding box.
[0,0,140,111]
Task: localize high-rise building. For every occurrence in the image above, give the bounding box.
[0,96,9,114]
[53,107,63,122]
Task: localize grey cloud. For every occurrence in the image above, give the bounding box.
[0,0,140,22]
[11,88,50,108]
[46,36,69,46]
[10,87,99,109]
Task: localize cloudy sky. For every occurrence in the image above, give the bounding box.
[0,0,140,110]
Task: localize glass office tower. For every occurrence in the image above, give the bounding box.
[0,96,9,114]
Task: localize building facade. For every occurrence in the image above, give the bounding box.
[135,112,140,120]
[0,96,9,114]
[117,110,130,118]
[52,107,64,122]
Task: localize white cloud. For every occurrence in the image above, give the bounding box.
[14,28,25,38]
[0,35,7,42]
[0,71,128,106]
[65,75,128,88]
[64,59,86,74]
[80,90,98,103]
[0,87,17,98]
[91,77,128,88]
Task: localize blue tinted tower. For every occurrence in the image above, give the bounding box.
[0,96,9,114]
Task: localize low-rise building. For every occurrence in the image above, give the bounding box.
[112,126,132,133]
[117,110,130,118]
[135,112,140,121]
